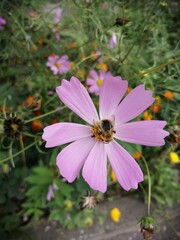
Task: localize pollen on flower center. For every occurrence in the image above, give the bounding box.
[96,78,103,87]
[55,62,61,68]
[91,119,115,143]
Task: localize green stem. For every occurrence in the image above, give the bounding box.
[128,58,180,81]
[25,106,66,123]
[0,141,37,164]
[141,155,151,216]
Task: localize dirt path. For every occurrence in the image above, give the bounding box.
[22,196,180,240]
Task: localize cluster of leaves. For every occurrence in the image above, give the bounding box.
[0,0,179,239]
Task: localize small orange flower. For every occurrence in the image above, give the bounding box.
[97,63,108,71]
[70,62,75,69]
[143,111,153,120]
[134,151,142,160]
[24,96,34,106]
[29,10,37,18]
[66,42,77,49]
[151,104,161,113]
[163,91,174,100]
[31,120,43,131]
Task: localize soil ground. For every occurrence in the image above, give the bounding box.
[21,196,180,240]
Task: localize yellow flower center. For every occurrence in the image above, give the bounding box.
[11,123,19,133]
[91,119,115,143]
[96,78,103,87]
[55,62,61,68]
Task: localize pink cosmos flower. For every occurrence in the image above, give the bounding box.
[42,76,169,193]
[53,8,62,24]
[0,17,6,30]
[109,33,117,49]
[86,70,112,96]
[46,183,59,201]
[46,55,70,75]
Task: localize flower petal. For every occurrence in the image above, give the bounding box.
[99,76,128,119]
[82,141,107,193]
[107,140,144,191]
[115,85,155,125]
[57,137,96,182]
[42,122,92,147]
[56,77,99,124]
[89,70,98,80]
[115,120,169,146]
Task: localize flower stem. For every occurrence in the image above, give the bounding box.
[141,155,151,216]
[128,58,180,81]
[25,106,66,123]
[0,141,38,164]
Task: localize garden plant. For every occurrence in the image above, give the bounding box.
[0,0,179,239]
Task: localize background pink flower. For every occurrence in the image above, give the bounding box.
[0,17,6,30]
[109,33,117,49]
[46,55,70,75]
[53,8,62,24]
[42,76,169,193]
[86,69,112,95]
[46,183,59,201]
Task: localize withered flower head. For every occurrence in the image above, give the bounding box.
[3,114,25,139]
[80,192,98,210]
[114,17,129,26]
[139,216,156,240]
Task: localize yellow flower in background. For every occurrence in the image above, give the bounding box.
[155,96,161,104]
[163,91,174,100]
[110,208,121,223]
[111,170,117,182]
[170,152,180,163]
[143,111,153,120]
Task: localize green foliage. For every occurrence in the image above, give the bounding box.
[0,0,179,238]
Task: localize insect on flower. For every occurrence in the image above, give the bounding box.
[42,76,169,193]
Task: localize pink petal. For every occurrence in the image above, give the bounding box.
[89,70,98,80]
[82,142,107,193]
[88,85,99,94]
[50,66,58,75]
[42,122,92,147]
[57,137,96,182]
[56,77,99,124]
[107,140,144,191]
[115,120,169,146]
[115,85,155,125]
[86,78,96,85]
[99,76,128,119]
